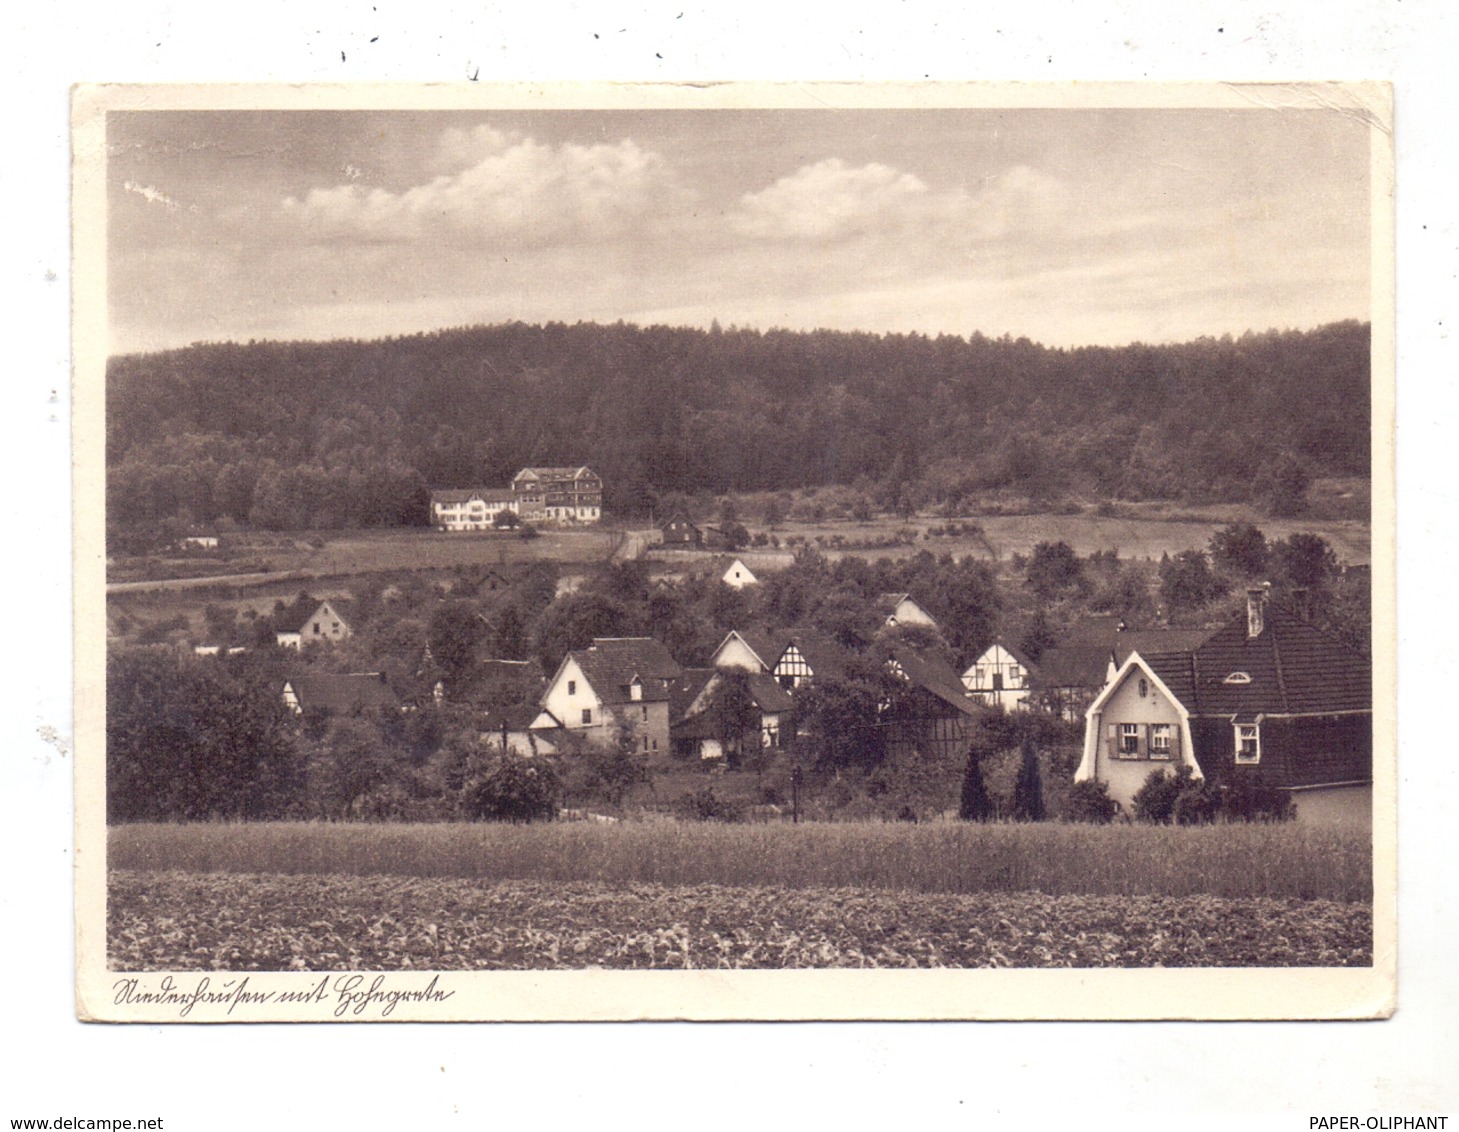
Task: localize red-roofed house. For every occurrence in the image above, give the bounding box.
[1076,588,1372,826]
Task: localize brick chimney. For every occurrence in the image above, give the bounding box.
[1246,584,1271,638]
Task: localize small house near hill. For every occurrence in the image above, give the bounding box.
[881,645,983,761]
[670,668,796,762]
[539,637,683,754]
[281,672,401,717]
[660,514,702,547]
[877,593,938,630]
[961,641,1037,711]
[1077,588,1372,826]
[275,599,351,649]
[721,558,758,589]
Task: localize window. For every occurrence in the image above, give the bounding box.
[641,704,649,721]
[567,680,576,695]
[1149,724,1173,759]
[992,672,1004,691]
[1223,672,1252,685]
[581,708,592,725]
[1235,724,1261,764]
[630,682,642,701]
[1138,678,1149,698]
[1119,723,1141,756]
[313,623,321,635]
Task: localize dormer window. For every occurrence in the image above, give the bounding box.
[1222,672,1252,685]
[630,680,643,702]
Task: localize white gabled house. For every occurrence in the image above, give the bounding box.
[961,641,1036,711]
[275,599,351,649]
[538,637,683,755]
[876,592,938,629]
[722,558,758,589]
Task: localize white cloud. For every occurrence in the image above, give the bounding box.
[281,128,682,246]
[731,159,1070,245]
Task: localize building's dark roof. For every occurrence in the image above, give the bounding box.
[571,637,684,704]
[661,513,700,531]
[670,670,795,739]
[440,659,543,709]
[285,672,399,713]
[713,629,787,672]
[274,599,350,634]
[1110,628,1216,669]
[970,638,1038,674]
[1136,602,1369,717]
[430,488,515,504]
[514,466,596,482]
[670,668,718,721]
[778,632,852,682]
[1033,643,1113,690]
[886,646,982,718]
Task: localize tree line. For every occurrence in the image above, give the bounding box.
[106,318,1370,541]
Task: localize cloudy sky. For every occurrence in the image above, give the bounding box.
[106,106,1372,355]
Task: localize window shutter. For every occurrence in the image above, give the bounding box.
[1107,723,1119,757]
[1170,728,1181,760]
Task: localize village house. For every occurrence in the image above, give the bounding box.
[538,637,683,754]
[660,514,702,547]
[1076,588,1372,826]
[770,633,849,691]
[881,645,984,762]
[721,558,758,589]
[1030,618,1212,721]
[961,640,1037,711]
[876,593,939,630]
[281,672,401,716]
[709,630,786,674]
[669,668,795,762]
[274,599,351,649]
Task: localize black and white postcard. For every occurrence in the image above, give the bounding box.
[73,81,1394,1021]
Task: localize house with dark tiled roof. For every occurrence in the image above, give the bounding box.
[1030,618,1214,721]
[660,513,702,547]
[769,632,852,692]
[539,637,683,754]
[274,599,352,649]
[281,672,401,716]
[1077,587,1372,825]
[709,630,787,674]
[881,645,984,761]
[669,667,796,762]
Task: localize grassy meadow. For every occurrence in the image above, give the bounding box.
[110,819,1372,903]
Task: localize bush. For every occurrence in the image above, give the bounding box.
[1063,779,1118,824]
[1172,780,1221,825]
[1131,765,1196,824]
[461,755,560,822]
[679,786,744,823]
[1219,776,1296,823]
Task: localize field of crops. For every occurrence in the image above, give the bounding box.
[110,820,1372,902]
[108,871,1371,971]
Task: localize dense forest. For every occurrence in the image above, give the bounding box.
[106,319,1370,536]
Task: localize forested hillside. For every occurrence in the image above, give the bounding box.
[106,319,1370,535]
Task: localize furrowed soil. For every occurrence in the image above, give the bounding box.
[108,871,1371,971]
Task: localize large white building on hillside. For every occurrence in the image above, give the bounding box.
[430,466,602,529]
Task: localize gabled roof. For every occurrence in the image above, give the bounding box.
[885,646,981,718]
[513,466,596,482]
[661,513,700,531]
[284,673,399,713]
[1108,602,1369,718]
[777,632,852,681]
[670,669,795,737]
[1110,628,1216,669]
[274,599,350,634]
[711,629,786,672]
[568,637,684,705]
[431,488,515,505]
[1032,643,1113,690]
[967,639,1038,673]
